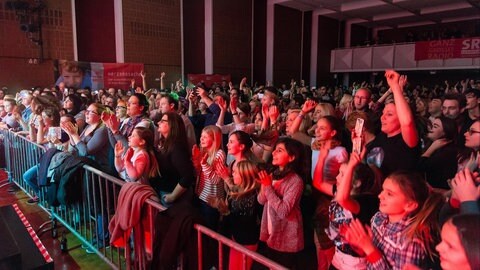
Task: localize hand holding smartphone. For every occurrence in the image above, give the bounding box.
[352,118,364,155]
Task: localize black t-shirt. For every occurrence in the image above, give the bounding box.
[368,133,420,178]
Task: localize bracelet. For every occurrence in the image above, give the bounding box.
[297,113,305,119]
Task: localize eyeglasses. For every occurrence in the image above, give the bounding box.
[116,106,126,110]
[467,128,480,135]
[85,110,99,115]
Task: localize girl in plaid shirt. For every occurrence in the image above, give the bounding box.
[345,171,444,270]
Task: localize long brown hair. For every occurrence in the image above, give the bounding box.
[200,125,223,165]
[159,112,188,154]
[134,127,159,178]
[388,171,444,259]
[229,160,260,199]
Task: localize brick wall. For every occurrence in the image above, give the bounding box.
[0,0,74,91]
[122,0,182,89]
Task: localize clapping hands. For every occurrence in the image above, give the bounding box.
[451,167,480,203]
[258,170,272,186]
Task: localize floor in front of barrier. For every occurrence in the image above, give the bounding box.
[0,181,112,270]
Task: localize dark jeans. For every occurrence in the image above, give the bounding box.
[197,199,220,231]
[23,164,40,194]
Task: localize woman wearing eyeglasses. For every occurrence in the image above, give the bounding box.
[458,119,480,172]
[61,102,112,172]
[102,93,154,151]
[115,100,128,123]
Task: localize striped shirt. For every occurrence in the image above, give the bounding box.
[196,149,226,203]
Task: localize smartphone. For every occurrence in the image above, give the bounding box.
[352,118,364,154]
[48,127,62,140]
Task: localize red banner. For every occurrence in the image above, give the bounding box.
[54,60,144,90]
[414,37,480,60]
[102,63,144,90]
[187,74,231,88]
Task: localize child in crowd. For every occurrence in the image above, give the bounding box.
[314,146,380,270]
[310,114,349,270]
[436,214,480,270]
[344,171,444,269]
[218,130,262,188]
[192,125,226,230]
[211,160,261,270]
[257,137,305,269]
[114,127,158,185]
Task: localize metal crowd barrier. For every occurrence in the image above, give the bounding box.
[1,129,288,270]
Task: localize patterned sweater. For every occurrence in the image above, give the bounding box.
[257,172,304,253]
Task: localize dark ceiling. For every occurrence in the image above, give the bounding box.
[277,0,480,29]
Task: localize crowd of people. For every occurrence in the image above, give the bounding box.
[0,69,479,270]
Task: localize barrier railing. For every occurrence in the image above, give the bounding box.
[1,129,288,270]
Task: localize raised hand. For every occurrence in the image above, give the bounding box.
[217,97,227,111]
[385,69,400,89]
[258,170,272,186]
[216,162,230,181]
[192,144,201,160]
[398,75,408,89]
[114,141,125,157]
[186,87,191,95]
[319,139,332,159]
[60,121,78,136]
[230,97,238,113]
[140,70,146,78]
[124,147,134,161]
[104,112,120,133]
[240,77,247,87]
[348,146,366,168]
[302,100,317,114]
[101,111,112,125]
[261,103,269,119]
[268,105,279,123]
[196,87,207,98]
[451,168,480,203]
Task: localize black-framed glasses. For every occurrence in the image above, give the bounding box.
[467,128,480,135]
[116,106,126,110]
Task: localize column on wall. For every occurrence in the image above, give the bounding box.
[310,11,319,88]
[205,0,213,74]
[114,0,124,63]
[265,0,275,83]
